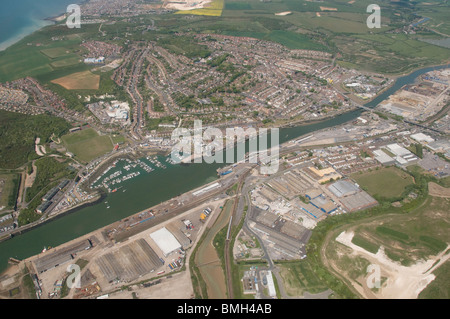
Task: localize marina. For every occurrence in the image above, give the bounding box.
[90,156,168,193]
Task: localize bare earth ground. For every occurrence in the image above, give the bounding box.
[428,182,450,198]
[164,0,212,11]
[51,71,100,90]
[335,230,450,299]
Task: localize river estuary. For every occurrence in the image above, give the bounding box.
[0,64,447,273]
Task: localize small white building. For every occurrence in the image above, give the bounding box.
[265,271,277,298]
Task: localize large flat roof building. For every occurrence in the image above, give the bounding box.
[410,133,434,144]
[328,180,359,198]
[149,227,182,257]
[373,149,395,165]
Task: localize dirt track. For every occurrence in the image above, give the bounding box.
[428,182,450,198]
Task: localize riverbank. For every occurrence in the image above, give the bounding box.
[0,192,104,244]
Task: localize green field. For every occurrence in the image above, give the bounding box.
[40,47,72,59]
[277,260,330,297]
[49,56,82,68]
[419,260,450,299]
[61,128,113,163]
[351,234,379,254]
[0,24,96,83]
[0,173,20,210]
[352,167,415,199]
[349,195,449,266]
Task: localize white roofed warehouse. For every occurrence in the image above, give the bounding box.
[149,227,182,257]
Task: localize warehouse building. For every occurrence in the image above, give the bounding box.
[34,239,92,273]
[57,179,70,190]
[36,201,52,214]
[339,191,378,212]
[328,180,359,198]
[149,227,182,257]
[42,187,60,202]
[166,221,192,250]
[305,188,322,200]
[410,133,434,144]
[373,149,395,165]
[427,139,450,153]
[386,143,419,166]
[310,195,337,214]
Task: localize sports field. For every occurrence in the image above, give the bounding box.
[351,167,414,199]
[51,71,100,90]
[61,128,113,163]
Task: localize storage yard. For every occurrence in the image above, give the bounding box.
[93,238,163,283]
[22,191,226,299]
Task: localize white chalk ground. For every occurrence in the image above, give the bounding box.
[164,0,212,11]
[275,11,292,16]
[34,137,46,156]
[335,231,450,299]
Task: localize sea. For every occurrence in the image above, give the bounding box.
[0,0,77,51]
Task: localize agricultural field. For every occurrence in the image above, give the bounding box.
[51,71,100,90]
[49,57,82,69]
[351,167,415,199]
[217,0,450,73]
[0,25,90,83]
[61,128,114,163]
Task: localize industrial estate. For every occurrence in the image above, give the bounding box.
[0,0,449,302]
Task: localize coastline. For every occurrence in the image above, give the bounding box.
[44,13,67,23]
[0,0,85,53]
[0,20,51,52]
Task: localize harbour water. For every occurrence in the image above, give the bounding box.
[0,55,447,272]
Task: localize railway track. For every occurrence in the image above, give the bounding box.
[223,169,250,299]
